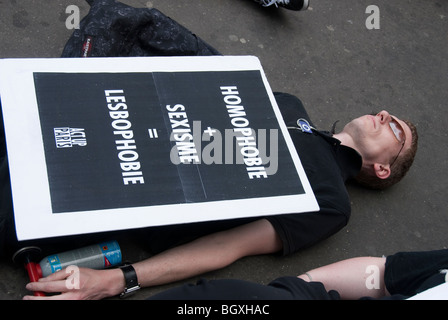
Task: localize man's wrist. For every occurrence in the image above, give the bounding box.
[105,268,128,297]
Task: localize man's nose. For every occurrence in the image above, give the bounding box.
[377,110,391,124]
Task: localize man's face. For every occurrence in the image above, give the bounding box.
[342,110,412,166]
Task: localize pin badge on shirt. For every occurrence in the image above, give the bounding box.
[297,118,314,134]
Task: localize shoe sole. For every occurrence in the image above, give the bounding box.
[302,0,309,10]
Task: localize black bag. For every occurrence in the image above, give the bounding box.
[61,0,221,58]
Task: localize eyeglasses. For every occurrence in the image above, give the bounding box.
[389,116,406,167]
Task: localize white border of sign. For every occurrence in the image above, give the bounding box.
[0,56,319,240]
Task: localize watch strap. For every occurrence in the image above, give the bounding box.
[119,264,140,298]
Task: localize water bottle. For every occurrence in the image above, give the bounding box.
[37,240,122,277]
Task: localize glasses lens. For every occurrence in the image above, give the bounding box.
[389,118,405,142]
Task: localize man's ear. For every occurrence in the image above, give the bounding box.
[373,163,391,180]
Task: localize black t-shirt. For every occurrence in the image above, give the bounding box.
[266,92,362,255]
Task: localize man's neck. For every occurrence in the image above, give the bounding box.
[333,132,356,150]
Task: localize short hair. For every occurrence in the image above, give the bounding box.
[354,120,418,190]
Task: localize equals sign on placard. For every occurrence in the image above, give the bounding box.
[148,128,158,139]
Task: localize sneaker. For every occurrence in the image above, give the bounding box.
[254,0,309,11]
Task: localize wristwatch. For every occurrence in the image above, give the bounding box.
[119,264,141,298]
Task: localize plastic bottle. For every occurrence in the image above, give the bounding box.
[37,240,122,277]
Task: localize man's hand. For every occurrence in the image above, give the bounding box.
[22,266,125,300]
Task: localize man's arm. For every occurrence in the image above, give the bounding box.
[24,219,282,299]
[298,256,389,299]
[135,218,282,288]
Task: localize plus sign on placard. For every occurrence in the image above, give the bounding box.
[204,127,216,137]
